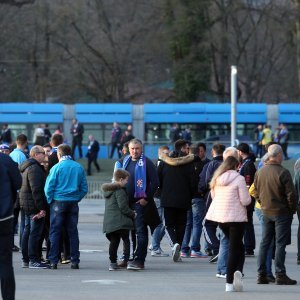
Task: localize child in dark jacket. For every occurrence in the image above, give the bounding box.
[102,169,136,271]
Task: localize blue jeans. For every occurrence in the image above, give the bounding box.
[181,198,206,253]
[133,203,148,264]
[48,201,80,265]
[257,214,293,275]
[22,214,45,263]
[217,231,229,275]
[255,208,273,276]
[151,198,165,251]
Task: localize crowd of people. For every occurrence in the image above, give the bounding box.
[103,137,299,294]
[0,121,299,299]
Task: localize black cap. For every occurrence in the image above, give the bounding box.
[237,143,250,154]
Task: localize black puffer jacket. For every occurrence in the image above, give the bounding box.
[19,158,47,215]
[158,152,197,209]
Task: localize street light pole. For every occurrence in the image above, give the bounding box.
[231,66,237,147]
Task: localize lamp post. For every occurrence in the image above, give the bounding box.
[231,66,237,146]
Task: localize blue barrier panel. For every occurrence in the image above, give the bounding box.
[0,103,63,123]
[75,104,132,123]
[279,104,300,123]
[144,103,267,123]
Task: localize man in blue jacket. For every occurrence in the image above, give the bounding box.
[0,152,22,300]
[44,144,88,270]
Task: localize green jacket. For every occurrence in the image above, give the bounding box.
[102,182,135,234]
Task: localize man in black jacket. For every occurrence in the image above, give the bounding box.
[0,153,22,300]
[237,143,257,256]
[70,118,84,159]
[19,145,48,269]
[158,139,197,262]
[0,123,12,145]
[86,135,100,176]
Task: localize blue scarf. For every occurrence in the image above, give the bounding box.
[60,155,73,162]
[122,153,147,198]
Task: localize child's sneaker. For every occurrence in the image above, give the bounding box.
[109,263,120,271]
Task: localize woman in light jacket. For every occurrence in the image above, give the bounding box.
[205,156,251,292]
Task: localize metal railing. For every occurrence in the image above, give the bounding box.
[84,181,104,200]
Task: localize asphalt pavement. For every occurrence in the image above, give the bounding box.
[13,198,300,300]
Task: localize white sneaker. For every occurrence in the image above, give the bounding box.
[148,244,153,251]
[151,249,169,257]
[225,283,234,292]
[233,271,243,292]
[172,243,181,262]
[216,273,226,279]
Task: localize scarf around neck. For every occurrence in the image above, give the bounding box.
[122,153,147,198]
[59,155,73,162]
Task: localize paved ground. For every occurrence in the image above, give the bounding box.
[13,158,300,300]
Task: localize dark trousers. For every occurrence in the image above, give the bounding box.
[297,210,300,260]
[106,230,130,263]
[39,211,50,259]
[219,222,245,284]
[110,143,121,159]
[258,214,292,275]
[22,214,45,263]
[244,198,256,253]
[0,218,15,300]
[71,136,83,158]
[280,143,289,160]
[164,207,188,248]
[132,204,148,264]
[203,219,220,254]
[87,155,100,175]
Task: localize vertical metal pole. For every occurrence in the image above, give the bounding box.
[231,66,237,146]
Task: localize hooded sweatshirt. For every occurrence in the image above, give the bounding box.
[205,170,251,223]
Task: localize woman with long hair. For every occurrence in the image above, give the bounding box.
[206,156,251,292]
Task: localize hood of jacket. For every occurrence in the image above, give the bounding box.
[101,182,122,198]
[216,170,240,186]
[19,158,39,173]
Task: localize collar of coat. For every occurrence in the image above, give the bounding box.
[101,182,122,192]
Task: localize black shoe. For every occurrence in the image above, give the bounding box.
[275,274,297,285]
[12,245,19,252]
[50,263,57,270]
[71,263,79,269]
[209,254,218,263]
[267,275,276,283]
[257,274,269,284]
[297,258,300,265]
[245,251,255,257]
[205,249,213,256]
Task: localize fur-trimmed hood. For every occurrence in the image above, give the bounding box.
[101,182,122,198]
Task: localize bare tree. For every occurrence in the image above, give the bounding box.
[0,0,34,7]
